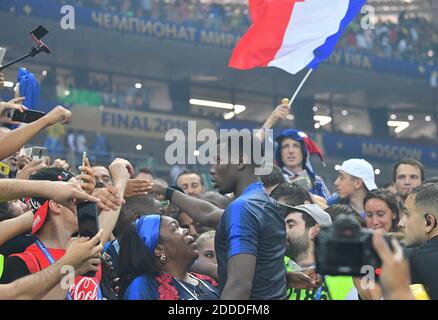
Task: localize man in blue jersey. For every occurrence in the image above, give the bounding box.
[211,133,286,300]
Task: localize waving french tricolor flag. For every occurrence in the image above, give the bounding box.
[229,0,367,74]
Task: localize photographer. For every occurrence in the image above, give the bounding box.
[0,168,103,299]
[0,231,103,300]
[0,177,101,287]
[281,203,358,300]
[0,159,131,300]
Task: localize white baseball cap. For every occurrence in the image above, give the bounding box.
[281,203,333,227]
[339,158,378,191]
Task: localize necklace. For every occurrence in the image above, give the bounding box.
[174,274,216,300]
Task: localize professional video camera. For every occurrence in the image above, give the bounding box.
[315,214,391,277]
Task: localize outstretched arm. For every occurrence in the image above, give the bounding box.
[0,106,71,160]
[0,231,103,300]
[255,99,290,141]
[150,180,224,227]
[99,158,133,245]
[0,179,100,210]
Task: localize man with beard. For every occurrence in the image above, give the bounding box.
[280,203,358,300]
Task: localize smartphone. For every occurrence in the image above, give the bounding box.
[30,26,51,54]
[76,201,99,277]
[0,47,6,66]
[20,146,48,160]
[77,201,99,238]
[31,25,48,40]
[11,109,46,123]
[19,147,32,158]
[81,151,88,183]
[31,147,48,160]
[82,152,88,169]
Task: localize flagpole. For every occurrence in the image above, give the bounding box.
[288,68,313,108]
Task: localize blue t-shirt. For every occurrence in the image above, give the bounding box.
[123,274,219,300]
[215,182,286,300]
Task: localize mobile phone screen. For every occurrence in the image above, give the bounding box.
[31,25,48,40]
[11,109,46,123]
[31,147,49,160]
[19,147,32,158]
[76,202,99,277]
[76,202,99,239]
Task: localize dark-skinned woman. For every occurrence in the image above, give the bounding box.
[120,215,219,300]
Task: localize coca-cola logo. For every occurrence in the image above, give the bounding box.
[70,277,99,300]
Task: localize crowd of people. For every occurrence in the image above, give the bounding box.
[54,0,438,66]
[341,12,438,66]
[57,0,251,34]
[0,70,437,300]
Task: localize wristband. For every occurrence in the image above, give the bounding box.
[165,185,185,200]
[165,187,176,201]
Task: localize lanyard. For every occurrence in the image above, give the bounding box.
[174,274,218,300]
[315,285,324,300]
[34,238,73,301]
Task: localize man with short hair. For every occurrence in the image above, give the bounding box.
[400,183,438,299]
[280,204,358,300]
[271,182,313,205]
[92,165,112,188]
[211,133,286,300]
[0,232,103,300]
[176,170,204,197]
[334,159,377,217]
[393,159,424,200]
[175,170,205,239]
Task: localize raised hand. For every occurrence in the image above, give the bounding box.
[42,106,72,126]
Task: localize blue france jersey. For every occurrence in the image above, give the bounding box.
[215,182,286,300]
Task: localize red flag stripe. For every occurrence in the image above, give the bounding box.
[229,0,304,70]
